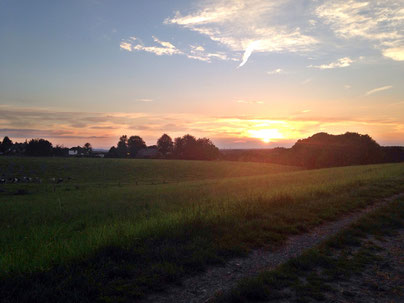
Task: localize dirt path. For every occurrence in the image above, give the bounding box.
[320,229,404,303]
[142,193,404,303]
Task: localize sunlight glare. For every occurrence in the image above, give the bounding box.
[247,129,284,143]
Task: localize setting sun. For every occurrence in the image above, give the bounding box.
[247,129,284,143]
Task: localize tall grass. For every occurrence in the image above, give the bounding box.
[0,160,403,302]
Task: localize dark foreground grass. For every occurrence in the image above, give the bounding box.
[0,161,404,302]
[218,197,404,303]
[0,157,299,184]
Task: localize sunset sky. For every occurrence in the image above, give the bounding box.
[0,0,403,149]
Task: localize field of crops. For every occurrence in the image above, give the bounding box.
[1,157,404,302]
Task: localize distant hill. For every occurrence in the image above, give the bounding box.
[221,132,404,169]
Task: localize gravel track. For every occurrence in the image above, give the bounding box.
[142,193,404,303]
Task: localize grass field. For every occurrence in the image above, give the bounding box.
[1,157,404,302]
[218,197,404,302]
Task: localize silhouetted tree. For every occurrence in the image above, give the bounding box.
[106,146,119,158]
[83,142,92,155]
[128,136,146,157]
[290,132,383,168]
[157,134,173,156]
[116,135,128,158]
[0,136,13,154]
[174,134,198,159]
[196,138,220,160]
[173,134,219,160]
[25,139,53,157]
[53,145,69,157]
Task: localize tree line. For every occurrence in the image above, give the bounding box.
[106,133,220,160]
[0,136,93,157]
[222,132,404,169]
[0,133,220,160]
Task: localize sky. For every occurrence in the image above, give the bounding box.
[0,0,403,149]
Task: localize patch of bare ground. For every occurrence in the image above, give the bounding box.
[142,193,404,303]
[321,230,404,303]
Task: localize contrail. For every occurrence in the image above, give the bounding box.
[365,85,393,96]
[238,41,259,68]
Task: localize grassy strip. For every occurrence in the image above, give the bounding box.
[1,173,404,302]
[2,163,403,276]
[218,197,404,303]
[0,157,299,184]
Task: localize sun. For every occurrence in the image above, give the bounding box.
[247,129,284,143]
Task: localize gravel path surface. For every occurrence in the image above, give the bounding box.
[142,193,404,303]
[321,230,404,303]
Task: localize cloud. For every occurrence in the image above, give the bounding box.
[238,41,259,67]
[315,0,404,61]
[2,105,404,148]
[267,68,284,75]
[236,100,264,104]
[165,0,317,67]
[129,36,183,56]
[382,46,404,61]
[365,85,393,96]
[120,36,231,63]
[301,78,312,85]
[121,0,403,67]
[186,45,230,62]
[136,98,153,102]
[309,57,353,69]
[119,42,132,51]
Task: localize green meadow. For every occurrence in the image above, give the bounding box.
[1,157,404,302]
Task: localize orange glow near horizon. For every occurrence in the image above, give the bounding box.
[247,129,284,143]
[2,104,404,148]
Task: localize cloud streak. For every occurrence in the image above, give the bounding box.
[1,105,403,148]
[309,57,353,69]
[121,0,404,67]
[120,36,231,63]
[365,85,393,96]
[165,0,317,67]
[316,0,404,61]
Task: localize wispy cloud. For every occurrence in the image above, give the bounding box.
[267,68,284,75]
[120,36,231,63]
[315,0,404,61]
[1,105,403,148]
[236,100,264,104]
[382,46,404,61]
[121,0,403,67]
[309,57,353,69]
[136,98,153,102]
[129,36,183,56]
[119,42,132,52]
[165,0,317,67]
[365,85,393,96]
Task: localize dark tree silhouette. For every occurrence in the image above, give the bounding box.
[196,138,220,160]
[290,132,383,168]
[116,135,128,158]
[53,145,69,157]
[25,139,53,157]
[221,132,394,168]
[157,134,173,156]
[128,136,146,157]
[106,146,119,158]
[0,136,13,153]
[173,134,219,160]
[174,134,198,159]
[83,142,92,155]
